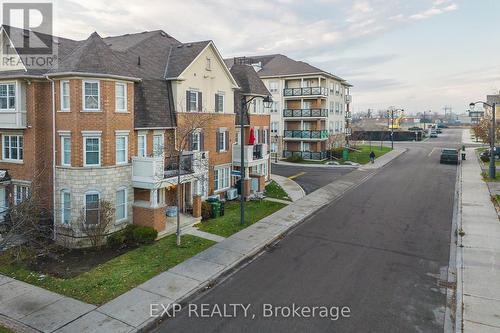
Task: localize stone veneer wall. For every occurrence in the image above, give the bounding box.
[54,164,133,248]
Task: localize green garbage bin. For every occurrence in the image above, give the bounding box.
[210,202,221,218]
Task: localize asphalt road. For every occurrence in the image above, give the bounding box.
[271,164,353,194]
[156,129,461,333]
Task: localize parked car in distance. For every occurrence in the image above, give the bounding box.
[343,161,360,166]
[430,132,438,138]
[436,128,442,134]
[325,161,340,165]
[440,148,459,164]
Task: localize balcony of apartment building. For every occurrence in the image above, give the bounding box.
[282,77,328,98]
[132,151,209,189]
[283,120,328,141]
[0,81,27,129]
[283,99,328,120]
[283,141,328,161]
[232,143,268,168]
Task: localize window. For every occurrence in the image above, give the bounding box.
[214,167,230,191]
[329,121,334,134]
[271,122,279,134]
[84,137,100,166]
[254,128,260,143]
[0,83,16,110]
[270,101,278,113]
[335,102,340,114]
[61,190,71,224]
[192,132,200,151]
[83,81,100,110]
[187,90,199,112]
[269,81,278,94]
[263,128,268,144]
[3,135,23,161]
[335,83,340,95]
[137,135,146,157]
[215,94,224,113]
[217,130,228,152]
[84,191,100,225]
[116,135,128,164]
[61,136,71,166]
[303,142,311,151]
[329,82,334,93]
[14,184,29,205]
[271,142,277,153]
[61,80,70,111]
[255,98,263,114]
[153,134,163,157]
[115,82,127,112]
[116,188,127,221]
[206,58,211,70]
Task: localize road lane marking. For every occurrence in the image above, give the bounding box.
[288,172,306,179]
[428,147,437,157]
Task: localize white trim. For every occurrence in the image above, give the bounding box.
[60,80,70,111]
[2,134,23,162]
[115,81,127,112]
[137,134,147,157]
[61,136,71,166]
[83,190,100,225]
[60,189,71,225]
[213,165,231,193]
[115,130,130,135]
[81,130,102,137]
[83,136,101,167]
[57,130,71,136]
[45,72,141,82]
[115,134,128,165]
[0,81,17,111]
[82,80,100,111]
[115,187,127,223]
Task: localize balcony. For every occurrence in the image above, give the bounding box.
[283,150,328,161]
[283,130,328,140]
[232,143,268,166]
[132,151,209,189]
[283,87,328,98]
[283,109,328,118]
[0,111,26,128]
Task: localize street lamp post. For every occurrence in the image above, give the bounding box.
[388,108,404,150]
[274,134,279,163]
[239,95,272,225]
[470,101,496,179]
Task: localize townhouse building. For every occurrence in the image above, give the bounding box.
[226,55,352,160]
[0,26,271,247]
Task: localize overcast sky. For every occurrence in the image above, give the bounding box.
[51,0,500,114]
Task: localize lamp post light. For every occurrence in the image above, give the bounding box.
[274,134,279,163]
[470,101,496,179]
[239,95,272,225]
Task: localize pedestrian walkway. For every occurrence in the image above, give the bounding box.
[458,148,500,332]
[264,197,292,205]
[359,148,406,170]
[182,225,225,243]
[270,174,305,202]
[462,128,484,145]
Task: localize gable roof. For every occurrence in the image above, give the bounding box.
[228,63,270,97]
[164,40,211,79]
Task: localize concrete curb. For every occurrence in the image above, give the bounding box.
[270,174,306,201]
[272,161,358,169]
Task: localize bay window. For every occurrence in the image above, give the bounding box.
[115,82,127,112]
[115,135,128,164]
[61,190,71,224]
[116,188,127,221]
[83,81,100,111]
[61,80,70,111]
[84,136,100,166]
[84,191,100,225]
[3,135,23,161]
[0,83,16,110]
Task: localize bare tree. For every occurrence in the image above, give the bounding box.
[77,199,115,248]
[167,112,215,246]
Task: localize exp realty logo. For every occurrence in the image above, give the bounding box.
[0,1,57,71]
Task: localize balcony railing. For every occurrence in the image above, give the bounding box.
[283,150,328,160]
[232,143,268,164]
[164,154,194,178]
[283,109,328,118]
[283,87,328,97]
[283,130,328,139]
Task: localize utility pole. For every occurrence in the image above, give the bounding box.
[390,109,394,150]
[490,103,496,179]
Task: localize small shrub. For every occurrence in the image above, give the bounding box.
[480,155,490,162]
[285,155,304,163]
[131,226,157,245]
[106,230,126,248]
[201,201,212,221]
[330,147,344,159]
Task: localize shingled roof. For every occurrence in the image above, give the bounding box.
[164,41,211,78]
[135,80,176,128]
[229,63,270,96]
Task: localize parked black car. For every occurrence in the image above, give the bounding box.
[440,148,459,164]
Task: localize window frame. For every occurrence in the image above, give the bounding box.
[218,131,228,152]
[83,136,101,167]
[188,90,198,112]
[0,82,16,111]
[115,82,127,112]
[137,134,146,157]
[115,187,127,222]
[60,80,70,111]
[14,184,29,205]
[82,80,100,111]
[115,135,128,165]
[192,131,201,151]
[152,134,164,157]
[214,166,230,192]
[61,190,71,224]
[216,93,224,113]
[269,81,278,94]
[3,135,23,162]
[61,135,71,166]
[84,190,100,225]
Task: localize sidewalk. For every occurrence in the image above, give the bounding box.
[462,128,485,146]
[0,148,405,333]
[270,174,305,202]
[359,148,406,170]
[458,148,500,332]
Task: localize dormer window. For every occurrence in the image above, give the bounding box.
[0,83,16,110]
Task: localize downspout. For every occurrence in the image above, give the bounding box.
[46,76,56,241]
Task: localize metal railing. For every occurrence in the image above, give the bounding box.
[283,130,328,139]
[283,150,328,160]
[164,153,194,178]
[283,87,328,97]
[283,109,328,118]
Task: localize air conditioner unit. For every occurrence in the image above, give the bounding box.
[226,188,238,200]
[207,194,220,201]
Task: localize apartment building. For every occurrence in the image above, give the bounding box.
[226,55,352,160]
[0,25,270,247]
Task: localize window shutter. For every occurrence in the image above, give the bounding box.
[216,132,220,152]
[188,133,193,151]
[200,130,205,151]
[198,92,202,111]
[225,131,229,151]
[215,94,219,112]
[186,91,190,112]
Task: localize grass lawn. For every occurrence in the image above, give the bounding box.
[0,234,214,305]
[265,181,291,201]
[482,171,500,182]
[197,200,286,237]
[348,145,392,164]
[0,326,13,333]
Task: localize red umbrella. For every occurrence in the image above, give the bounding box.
[248,128,255,145]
